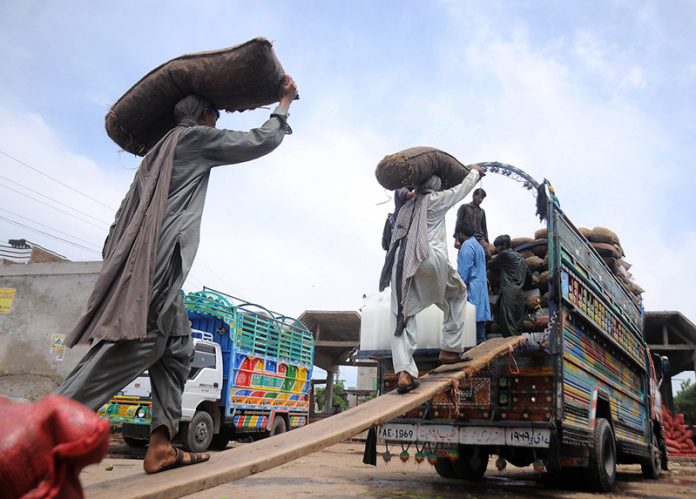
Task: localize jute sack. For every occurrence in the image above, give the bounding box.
[592,242,620,259]
[589,227,620,245]
[534,228,548,239]
[530,238,548,258]
[525,256,546,272]
[106,37,286,156]
[375,147,470,190]
[511,237,534,248]
[578,227,592,239]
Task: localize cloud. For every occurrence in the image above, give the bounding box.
[0,103,131,258]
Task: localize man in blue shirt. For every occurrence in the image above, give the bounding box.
[456,222,491,344]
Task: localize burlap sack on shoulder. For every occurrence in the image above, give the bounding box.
[375,147,470,190]
[106,37,286,156]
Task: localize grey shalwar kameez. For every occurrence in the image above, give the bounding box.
[56,106,291,438]
[388,170,480,378]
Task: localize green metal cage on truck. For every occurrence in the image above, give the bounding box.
[99,288,314,452]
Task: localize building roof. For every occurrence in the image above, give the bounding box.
[644,311,696,376]
[298,310,363,371]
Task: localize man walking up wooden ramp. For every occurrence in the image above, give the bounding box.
[85,336,525,499]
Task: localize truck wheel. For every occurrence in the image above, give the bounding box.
[181,410,214,453]
[434,458,456,478]
[641,433,661,479]
[209,428,231,451]
[123,436,147,448]
[270,416,287,436]
[585,418,616,492]
[452,446,488,480]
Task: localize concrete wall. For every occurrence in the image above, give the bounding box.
[0,262,101,399]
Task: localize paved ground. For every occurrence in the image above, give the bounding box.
[81,438,696,498]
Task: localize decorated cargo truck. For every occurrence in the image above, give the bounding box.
[100,288,314,452]
[360,163,670,492]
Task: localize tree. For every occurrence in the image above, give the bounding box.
[674,379,696,426]
[314,380,348,413]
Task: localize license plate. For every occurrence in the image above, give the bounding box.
[379,424,417,441]
[381,423,550,448]
[505,428,550,447]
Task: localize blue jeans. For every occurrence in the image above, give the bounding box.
[476,321,486,345]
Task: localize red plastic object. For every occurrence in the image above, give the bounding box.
[0,395,110,499]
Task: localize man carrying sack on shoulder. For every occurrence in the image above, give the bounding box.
[379,164,484,394]
[56,75,298,474]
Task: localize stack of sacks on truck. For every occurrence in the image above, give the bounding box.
[662,406,696,456]
[485,226,644,337]
[581,226,644,305]
[486,228,550,337]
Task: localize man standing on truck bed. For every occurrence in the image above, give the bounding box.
[55,75,298,473]
[489,234,527,337]
[454,188,489,255]
[456,222,491,345]
[380,166,484,393]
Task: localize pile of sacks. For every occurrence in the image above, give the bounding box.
[579,226,644,303]
[662,406,696,456]
[485,225,643,336]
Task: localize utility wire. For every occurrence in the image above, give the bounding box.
[0,176,110,225]
[0,216,101,255]
[196,258,237,294]
[0,208,102,251]
[0,148,116,211]
[0,182,109,230]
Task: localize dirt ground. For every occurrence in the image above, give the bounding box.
[80,438,696,498]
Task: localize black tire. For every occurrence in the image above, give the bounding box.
[585,418,616,492]
[452,446,488,481]
[270,416,287,436]
[641,432,661,479]
[209,428,232,451]
[434,457,457,478]
[181,410,214,453]
[123,436,147,448]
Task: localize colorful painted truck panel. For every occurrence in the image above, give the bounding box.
[366,170,667,492]
[101,288,314,452]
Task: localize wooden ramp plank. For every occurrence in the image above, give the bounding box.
[85,336,526,499]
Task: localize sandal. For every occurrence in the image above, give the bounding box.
[396,373,420,394]
[151,447,210,474]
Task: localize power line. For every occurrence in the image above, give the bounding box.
[0,182,109,230]
[0,176,111,225]
[0,216,101,255]
[196,258,237,293]
[0,148,116,211]
[0,208,102,251]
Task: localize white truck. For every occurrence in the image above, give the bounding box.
[100,289,314,452]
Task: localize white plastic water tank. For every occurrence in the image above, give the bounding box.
[359,290,476,352]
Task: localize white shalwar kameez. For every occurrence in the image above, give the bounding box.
[391,170,480,378]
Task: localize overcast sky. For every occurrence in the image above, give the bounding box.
[1,1,694,389]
